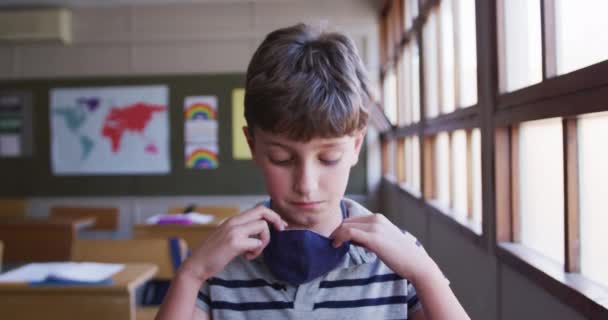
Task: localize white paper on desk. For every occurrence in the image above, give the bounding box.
[0,262,124,283]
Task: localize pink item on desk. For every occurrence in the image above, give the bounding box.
[156,216,193,225]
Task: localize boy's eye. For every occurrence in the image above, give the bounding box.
[269,157,292,165]
[320,158,341,165]
[319,153,343,165]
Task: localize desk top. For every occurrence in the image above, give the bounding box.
[0,263,158,294]
[0,217,96,230]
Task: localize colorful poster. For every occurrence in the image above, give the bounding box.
[184,96,218,169]
[185,143,218,169]
[50,85,170,175]
[0,92,32,157]
[231,88,252,160]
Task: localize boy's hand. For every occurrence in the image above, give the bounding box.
[330,214,436,284]
[180,205,288,282]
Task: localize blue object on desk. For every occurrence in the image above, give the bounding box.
[29,275,113,286]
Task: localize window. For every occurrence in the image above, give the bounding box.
[439,0,456,114]
[403,0,419,31]
[454,0,477,107]
[380,0,608,316]
[498,0,542,92]
[403,135,421,193]
[383,69,398,125]
[555,0,608,75]
[451,130,467,219]
[434,132,450,207]
[518,118,565,264]
[424,0,478,117]
[399,43,421,125]
[578,112,608,287]
[471,129,482,224]
[423,9,440,118]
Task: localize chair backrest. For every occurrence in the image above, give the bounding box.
[0,197,27,219]
[0,240,4,270]
[168,205,239,222]
[0,220,75,264]
[71,238,187,279]
[50,206,119,231]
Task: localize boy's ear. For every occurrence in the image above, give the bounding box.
[243,126,256,157]
[351,127,367,166]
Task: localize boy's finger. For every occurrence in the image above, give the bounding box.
[249,223,270,258]
[239,238,264,256]
[331,225,370,248]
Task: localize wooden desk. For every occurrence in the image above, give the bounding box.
[133,222,221,250]
[0,217,96,264]
[0,263,157,320]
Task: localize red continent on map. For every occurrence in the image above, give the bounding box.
[102,103,166,153]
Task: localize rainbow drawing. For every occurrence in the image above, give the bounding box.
[184,103,217,120]
[186,148,219,169]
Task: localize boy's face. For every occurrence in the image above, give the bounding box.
[245,127,365,234]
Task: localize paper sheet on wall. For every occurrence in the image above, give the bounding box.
[184,96,219,169]
[231,88,251,160]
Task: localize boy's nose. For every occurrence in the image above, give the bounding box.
[293,163,318,196]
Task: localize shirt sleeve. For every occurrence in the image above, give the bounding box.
[195,279,211,312]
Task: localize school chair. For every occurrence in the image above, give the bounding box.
[71,238,188,320]
[0,219,76,264]
[0,197,27,219]
[0,240,4,271]
[50,206,120,231]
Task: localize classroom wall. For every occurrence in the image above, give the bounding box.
[0,1,379,83]
[381,180,587,320]
[0,0,381,213]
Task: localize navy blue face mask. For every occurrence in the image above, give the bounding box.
[262,200,350,286]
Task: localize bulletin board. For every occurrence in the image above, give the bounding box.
[0,74,367,196]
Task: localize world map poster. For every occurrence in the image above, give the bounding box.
[50,85,170,175]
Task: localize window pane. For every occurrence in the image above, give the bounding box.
[404,0,419,31]
[454,0,477,107]
[555,0,608,75]
[405,137,413,185]
[412,135,421,192]
[400,47,412,125]
[452,130,467,219]
[423,10,440,118]
[500,0,542,92]
[578,112,608,287]
[411,42,421,123]
[383,69,398,125]
[519,118,564,264]
[435,132,450,206]
[439,0,456,114]
[472,129,482,225]
[386,139,396,177]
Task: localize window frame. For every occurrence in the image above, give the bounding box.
[379,0,608,318]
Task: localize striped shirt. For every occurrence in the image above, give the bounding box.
[195,198,423,319]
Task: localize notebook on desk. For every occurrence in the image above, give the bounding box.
[0,262,124,285]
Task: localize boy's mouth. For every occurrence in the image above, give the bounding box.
[290,200,323,210]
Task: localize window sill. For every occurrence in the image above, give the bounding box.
[425,199,483,240]
[497,242,608,319]
[383,178,483,247]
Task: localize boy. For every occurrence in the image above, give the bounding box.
[157,23,470,320]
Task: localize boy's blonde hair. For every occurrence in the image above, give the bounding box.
[244,23,371,141]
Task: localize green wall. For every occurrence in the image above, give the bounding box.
[0,74,367,196]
